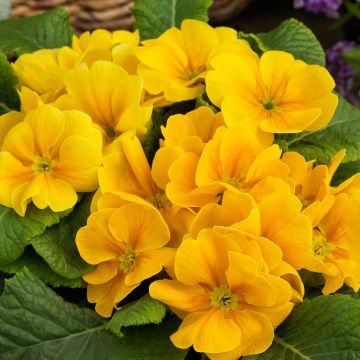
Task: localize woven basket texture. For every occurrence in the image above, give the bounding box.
[11,0,251,32]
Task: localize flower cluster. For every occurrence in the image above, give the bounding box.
[1,18,360,359]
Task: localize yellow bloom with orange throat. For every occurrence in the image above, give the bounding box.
[76,203,175,317]
[0,105,102,216]
[150,228,294,359]
[206,50,338,135]
[136,19,256,102]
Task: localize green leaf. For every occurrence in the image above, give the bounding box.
[132,0,213,40]
[0,0,11,20]
[0,8,73,56]
[238,31,267,55]
[332,161,360,185]
[0,204,71,266]
[281,95,360,164]
[31,193,94,279]
[245,294,360,359]
[0,51,20,114]
[0,269,187,360]
[344,46,360,75]
[257,18,325,66]
[0,246,85,288]
[107,294,167,337]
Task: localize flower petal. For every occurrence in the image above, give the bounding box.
[149,279,210,312]
[171,308,241,353]
[108,203,170,251]
[125,247,176,285]
[83,260,118,284]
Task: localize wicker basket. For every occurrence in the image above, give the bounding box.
[11,0,251,32]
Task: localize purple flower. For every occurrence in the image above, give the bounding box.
[326,41,359,105]
[293,0,343,18]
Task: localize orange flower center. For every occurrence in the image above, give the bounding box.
[210,284,238,312]
[118,249,137,273]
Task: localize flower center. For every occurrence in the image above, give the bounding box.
[261,98,275,110]
[118,249,137,273]
[210,284,238,312]
[223,176,241,189]
[148,192,172,210]
[34,156,53,173]
[105,126,117,139]
[312,229,331,258]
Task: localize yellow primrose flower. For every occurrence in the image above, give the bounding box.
[71,29,140,74]
[187,191,305,303]
[136,19,256,102]
[98,131,194,247]
[258,193,313,270]
[150,228,294,359]
[302,194,360,294]
[55,61,152,146]
[0,87,45,148]
[76,203,175,317]
[0,104,102,216]
[281,149,360,212]
[12,49,68,103]
[206,50,338,134]
[167,124,291,208]
[161,106,225,155]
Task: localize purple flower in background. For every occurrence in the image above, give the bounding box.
[293,0,343,18]
[326,41,359,105]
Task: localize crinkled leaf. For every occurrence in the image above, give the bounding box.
[107,294,167,337]
[245,295,360,359]
[256,18,325,66]
[132,0,213,40]
[280,95,360,164]
[0,8,73,56]
[0,246,85,288]
[0,204,71,266]
[0,269,187,360]
[31,193,94,279]
[0,51,20,114]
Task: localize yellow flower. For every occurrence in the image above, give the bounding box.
[12,49,68,102]
[150,228,293,359]
[281,149,359,212]
[98,131,194,247]
[302,194,360,294]
[136,19,256,102]
[258,193,313,270]
[71,29,140,74]
[0,87,44,148]
[55,61,152,146]
[76,203,174,317]
[0,105,102,215]
[167,124,291,207]
[187,190,305,303]
[12,29,139,103]
[206,50,338,134]
[161,106,225,155]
